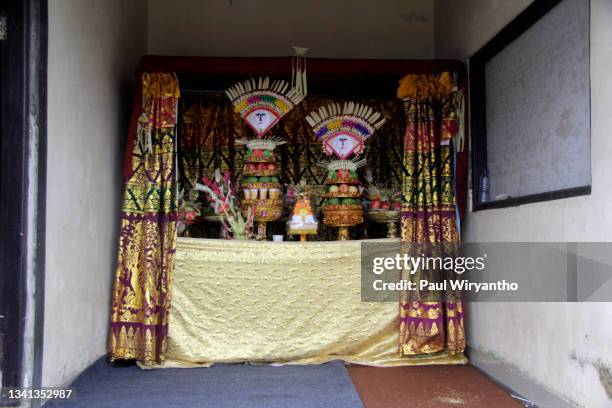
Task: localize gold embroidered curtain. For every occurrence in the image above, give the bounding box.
[109,73,180,364]
[397,73,466,356]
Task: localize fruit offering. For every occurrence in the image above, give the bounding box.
[321,161,364,229]
[325,168,359,185]
[239,139,284,223]
[366,177,402,212]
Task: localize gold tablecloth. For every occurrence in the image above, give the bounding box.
[164,238,466,367]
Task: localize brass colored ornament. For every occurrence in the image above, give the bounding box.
[322,204,364,227]
[241,182,282,190]
[367,210,400,238]
[337,227,351,241]
[242,198,283,222]
[323,191,361,199]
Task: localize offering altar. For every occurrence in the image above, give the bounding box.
[108,57,469,367]
[163,238,467,367]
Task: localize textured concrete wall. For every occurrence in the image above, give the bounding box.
[435,0,612,406]
[44,0,147,387]
[147,0,435,58]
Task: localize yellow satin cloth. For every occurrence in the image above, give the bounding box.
[163,238,467,367]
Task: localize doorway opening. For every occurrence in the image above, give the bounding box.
[0,0,46,406]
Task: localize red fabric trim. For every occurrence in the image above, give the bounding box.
[136,56,466,77]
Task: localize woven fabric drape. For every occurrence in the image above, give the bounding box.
[109,72,180,364]
[397,73,466,356]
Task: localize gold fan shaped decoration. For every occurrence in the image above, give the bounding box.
[305,102,386,159]
[226,76,305,138]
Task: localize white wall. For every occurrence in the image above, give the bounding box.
[434,0,534,60]
[147,0,434,58]
[44,0,147,387]
[435,0,612,407]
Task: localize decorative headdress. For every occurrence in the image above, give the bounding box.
[305,102,386,159]
[226,77,305,138]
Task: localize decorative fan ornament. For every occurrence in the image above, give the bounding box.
[305,102,386,159]
[226,77,305,138]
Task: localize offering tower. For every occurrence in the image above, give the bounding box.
[225,77,304,239]
[305,102,386,240]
